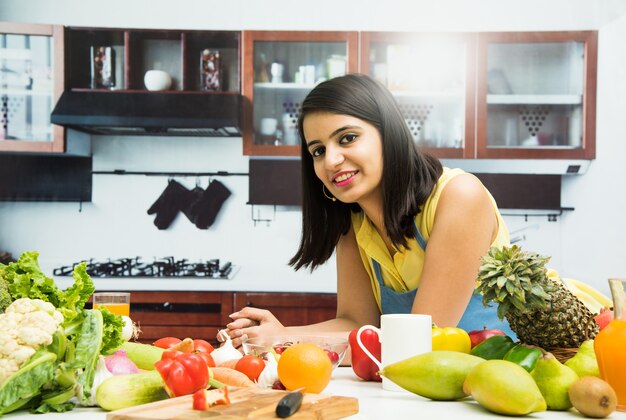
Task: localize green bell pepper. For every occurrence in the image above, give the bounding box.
[469,334,516,360]
[503,344,543,372]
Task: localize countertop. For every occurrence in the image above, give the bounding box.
[49,263,338,294]
[4,368,625,419]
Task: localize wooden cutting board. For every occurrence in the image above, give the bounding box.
[106,387,359,420]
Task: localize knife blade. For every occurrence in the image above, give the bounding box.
[275,389,304,418]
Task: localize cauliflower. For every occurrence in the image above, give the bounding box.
[0,298,64,385]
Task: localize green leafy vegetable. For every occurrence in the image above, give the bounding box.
[73,310,104,405]
[0,350,57,415]
[99,307,125,355]
[0,251,125,414]
[0,276,10,314]
[1,252,63,307]
[58,263,94,326]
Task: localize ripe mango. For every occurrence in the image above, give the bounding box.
[463,359,547,415]
[379,350,484,400]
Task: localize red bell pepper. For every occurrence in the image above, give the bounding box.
[154,350,210,397]
[348,328,382,382]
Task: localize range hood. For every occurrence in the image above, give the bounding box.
[51,91,243,137]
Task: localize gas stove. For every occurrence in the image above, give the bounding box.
[52,257,238,279]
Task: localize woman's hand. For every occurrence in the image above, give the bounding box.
[220,307,288,348]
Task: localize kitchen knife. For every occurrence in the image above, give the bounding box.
[275,389,304,418]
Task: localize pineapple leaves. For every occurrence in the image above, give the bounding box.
[476,245,551,315]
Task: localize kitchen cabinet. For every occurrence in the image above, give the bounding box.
[0,22,65,152]
[234,292,337,326]
[52,27,243,136]
[128,291,233,345]
[360,32,476,159]
[242,31,358,156]
[476,31,597,159]
[65,27,241,93]
[124,291,336,345]
[360,31,597,161]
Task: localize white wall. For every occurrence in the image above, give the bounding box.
[1,0,626,296]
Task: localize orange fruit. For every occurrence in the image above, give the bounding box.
[277,343,333,393]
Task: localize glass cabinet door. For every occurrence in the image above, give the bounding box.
[243,31,358,156]
[0,23,64,152]
[360,33,476,158]
[477,32,597,159]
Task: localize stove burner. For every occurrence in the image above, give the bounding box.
[52,257,235,279]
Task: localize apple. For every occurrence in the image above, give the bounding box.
[595,307,613,330]
[468,327,506,349]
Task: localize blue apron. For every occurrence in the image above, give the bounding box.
[371,220,517,338]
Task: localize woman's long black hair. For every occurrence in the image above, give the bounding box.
[289,74,442,271]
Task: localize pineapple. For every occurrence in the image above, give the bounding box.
[476,245,599,350]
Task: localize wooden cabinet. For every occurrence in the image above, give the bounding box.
[242,31,358,156]
[129,291,233,345]
[233,292,337,326]
[125,291,336,345]
[476,31,597,159]
[360,32,476,159]
[65,27,241,93]
[0,22,65,152]
[360,31,597,160]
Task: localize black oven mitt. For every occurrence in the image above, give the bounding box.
[182,186,205,225]
[185,180,232,229]
[147,180,193,229]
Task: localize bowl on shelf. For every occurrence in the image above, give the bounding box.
[144,70,172,91]
[242,335,349,370]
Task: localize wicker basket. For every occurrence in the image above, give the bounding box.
[550,347,579,363]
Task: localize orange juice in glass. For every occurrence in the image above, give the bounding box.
[92,292,130,317]
[594,278,626,411]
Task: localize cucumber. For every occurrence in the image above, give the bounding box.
[121,342,164,370]
[95,370,168,411]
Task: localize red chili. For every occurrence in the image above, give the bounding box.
[154,350,209,397]
[348,328,382,382]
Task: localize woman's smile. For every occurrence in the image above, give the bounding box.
[332,170,359,186]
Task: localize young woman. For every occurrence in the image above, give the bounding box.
[222,74,514,347]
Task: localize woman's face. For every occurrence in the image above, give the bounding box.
[303,111,383,205]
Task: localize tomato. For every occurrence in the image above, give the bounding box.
[154,337,182,349]
[234,355,266,381]
[324,349,339,364]
[193,339,215,354]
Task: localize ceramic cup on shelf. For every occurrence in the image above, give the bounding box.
[259,118,278,136]
[144,70,172,91]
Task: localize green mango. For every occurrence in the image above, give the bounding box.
[463,359,546,416]
[379,351,484,400]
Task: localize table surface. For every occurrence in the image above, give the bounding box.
[3,368,625,419]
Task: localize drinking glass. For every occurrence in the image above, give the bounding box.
[92,292,130,317]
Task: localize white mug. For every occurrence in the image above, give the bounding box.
[356,314,432,391]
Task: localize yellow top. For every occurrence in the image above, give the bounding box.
[350,167,510,313]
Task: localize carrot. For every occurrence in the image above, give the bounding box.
[210,367,256,388]
[216,359,240,369]
[169,337,195,353]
